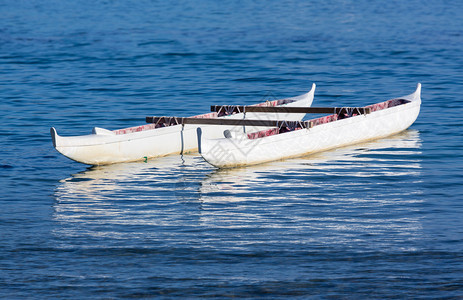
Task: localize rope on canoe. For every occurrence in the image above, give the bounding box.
[154,116,183,127]
[227,105,238,115]
[277,120,304,132]
[347,107,354,117]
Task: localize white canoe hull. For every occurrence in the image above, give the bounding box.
[51,84,315,165]
[199,84,422,168]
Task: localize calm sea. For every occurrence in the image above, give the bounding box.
[1,0,462,298]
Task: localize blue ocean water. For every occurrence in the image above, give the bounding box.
[1,0,462,298]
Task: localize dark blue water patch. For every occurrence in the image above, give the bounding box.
[4,247,462,298]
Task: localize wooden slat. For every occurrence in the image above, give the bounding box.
[211,105,371,115]
[145,116,313,128]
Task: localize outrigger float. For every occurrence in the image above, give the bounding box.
[51,84,315,165]
[145,84,421,168]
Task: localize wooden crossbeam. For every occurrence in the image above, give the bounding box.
[145,116,313,128]
[211,105,371,115]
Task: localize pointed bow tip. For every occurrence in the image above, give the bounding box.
[306,83,316,101]
[414,83,422,100]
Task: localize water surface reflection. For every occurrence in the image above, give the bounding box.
[53,130,423,252]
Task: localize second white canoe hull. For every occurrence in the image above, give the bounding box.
[199,85,421,168]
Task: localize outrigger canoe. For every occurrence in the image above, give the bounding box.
[196,84,421,168]
[51,84,315,165]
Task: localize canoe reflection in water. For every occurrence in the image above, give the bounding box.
[53,130,423,251]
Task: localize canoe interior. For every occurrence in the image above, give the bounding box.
[247,98,410,140]
[111,98,300,135]
[110,97,407,137]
